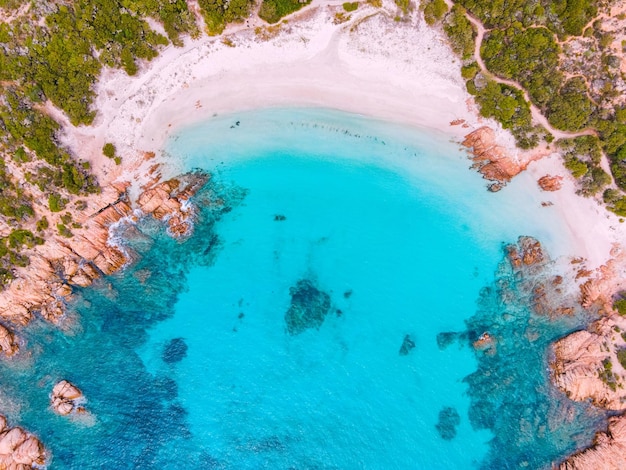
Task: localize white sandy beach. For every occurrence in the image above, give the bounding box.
[55,0,624,275]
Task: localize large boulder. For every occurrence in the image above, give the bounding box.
[51,380,85,416]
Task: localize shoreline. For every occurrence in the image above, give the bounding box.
[2,1,626,467]
[55,0,621,272]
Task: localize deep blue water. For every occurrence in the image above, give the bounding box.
[0,109,606,468]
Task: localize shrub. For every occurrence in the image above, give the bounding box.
[618,349,626,370]
[36,216,49,232]
[102,142,116,158]
[343,1,359,11]
[423,0,448,25]
[614,297,626,315]
[48,193,67,212]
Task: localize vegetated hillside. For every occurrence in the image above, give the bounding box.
[0,0,315,290]
[426,0,626,212]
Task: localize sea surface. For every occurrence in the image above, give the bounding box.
[0,108,607,468]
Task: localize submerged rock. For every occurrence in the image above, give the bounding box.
[435,407,461,441]
[398,334,415,356]
[163,338,188,364]
[51,380,85,416]
[284,279,331,335]
[436,331,463,350]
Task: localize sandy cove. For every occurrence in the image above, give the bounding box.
[3,0,626,467]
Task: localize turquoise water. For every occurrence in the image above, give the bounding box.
[0,108,606,468]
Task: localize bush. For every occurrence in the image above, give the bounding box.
[102,142,116,158]
[343,1,359,11]
[423,0,448,25]
[259,0,310,23]
[56,223,73,238]
[48,193,67,212]
[618,349,626,370]
[36,216,49,232]
[614,297,626,315]
[564,158,588,178]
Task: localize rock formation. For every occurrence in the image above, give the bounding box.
[0,171,209,357]
[51,380,85,415]
[506,236,544,268]
[0,416,46,468]
[552,317,626,411]
[560,415,626,470]
[537,174,563,191]
[137,172,209,237]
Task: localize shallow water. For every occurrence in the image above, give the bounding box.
[0,108,606,468]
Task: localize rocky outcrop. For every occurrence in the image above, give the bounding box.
[463,127,547,188]
[506,236,544,268]
[463,127,524,184]
[0,324,17,357]
[537,174,563,191]
[51,380,85,416]
[560,415,626,470]
[0,416,46,468]
[552,317,626,410]
[0,171,209,356]
[137,172,209,237]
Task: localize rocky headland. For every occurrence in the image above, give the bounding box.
[550,247,626,468]
[560,415,626,470]
[0,162,209,358]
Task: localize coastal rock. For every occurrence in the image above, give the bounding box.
[537,175,563,191]
[560,415,626,470]
[0,417,45,468]
[137,172,209,237]
[0,171,209,349]
[0,324,17,356]
[551,317,626,410]
[51,380,85,415]
[506,236,544,269]
[462,127,523,183]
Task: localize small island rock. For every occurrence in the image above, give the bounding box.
[51,380,85,416]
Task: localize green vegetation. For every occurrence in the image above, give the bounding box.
[422,0,447,25]
[434,0,626,209]
[559,136,610,196]
[343,2,359,11]
[598,358,618,391]
[36,217,49,232]
[618,349,626,370]
[613,295,626,315]
[259,0,310,24]
[56,223,73,238]
[103,143,116,159]
[0,1,205,288]
[200,0,254,33]
[48,194,67,213]
[443,5,475,60]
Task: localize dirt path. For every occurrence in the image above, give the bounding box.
[442,0,597,140]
